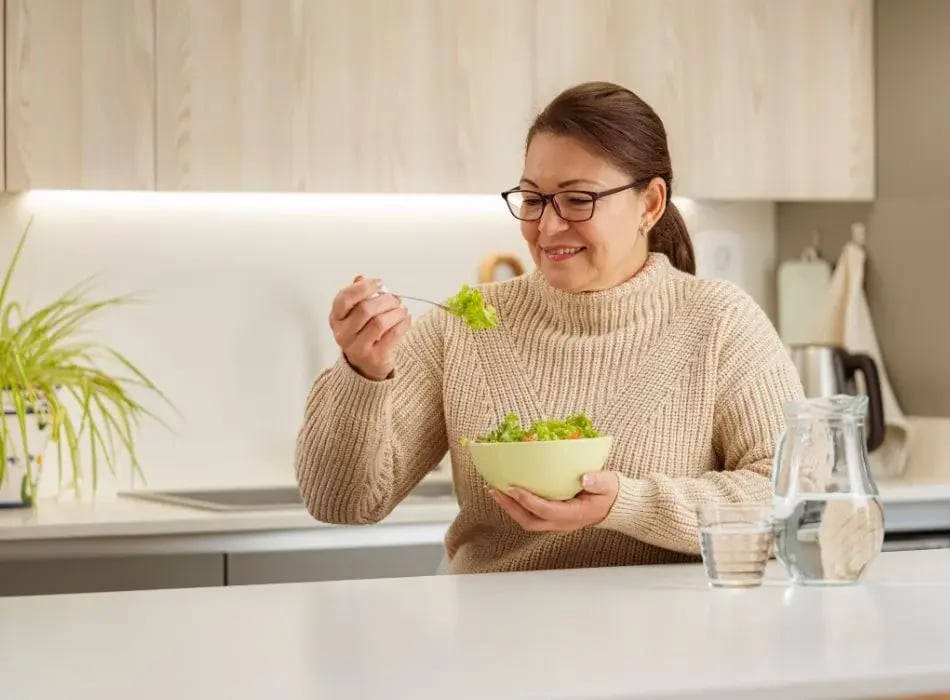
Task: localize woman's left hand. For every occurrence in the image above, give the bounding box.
[489,471,620,533]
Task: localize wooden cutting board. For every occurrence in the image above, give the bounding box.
[777,253,833,345]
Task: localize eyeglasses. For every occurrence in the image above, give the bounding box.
[500,179,650,223]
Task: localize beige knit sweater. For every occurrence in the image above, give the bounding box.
[295,253,804,573]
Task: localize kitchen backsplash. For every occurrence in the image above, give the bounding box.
[0,192,775,493]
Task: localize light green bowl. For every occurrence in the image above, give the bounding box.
[467,437,613,501]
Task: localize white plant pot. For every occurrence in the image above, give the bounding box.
[1,391,51,508]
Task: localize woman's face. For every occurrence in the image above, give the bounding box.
[518,133,663,293]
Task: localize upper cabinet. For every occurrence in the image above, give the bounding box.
[2,0,875,200]
[155,0,308,192]
[5,0,155,190]
[154,0,533,193]
[534,0,875,201]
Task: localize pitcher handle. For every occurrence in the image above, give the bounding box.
[842,351,886,452]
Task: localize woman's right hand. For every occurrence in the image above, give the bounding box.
[329,275,412,381]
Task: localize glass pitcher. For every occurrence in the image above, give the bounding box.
[772,394,885,585]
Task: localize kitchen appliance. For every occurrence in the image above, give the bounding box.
[786,344,885,451]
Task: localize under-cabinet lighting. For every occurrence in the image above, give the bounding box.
[23,190,507,216]
[24,189,695,217]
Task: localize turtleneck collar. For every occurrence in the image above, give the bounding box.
[524,252,674,334]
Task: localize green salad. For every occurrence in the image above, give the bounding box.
[464,412,601,443]
[445,284,498,330]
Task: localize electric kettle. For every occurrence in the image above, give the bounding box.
[785,344,885,452]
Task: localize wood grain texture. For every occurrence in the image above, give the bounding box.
[156,0,535,193]
[534,0,874,201]
[26,0,870,197]
[305,0,456,193]
[446,0,536,193]
[4,0,155,191]
[155,0,311,191]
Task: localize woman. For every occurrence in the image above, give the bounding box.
[295,81,804,574]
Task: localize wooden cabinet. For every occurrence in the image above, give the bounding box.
[4,0,155,191]
[534,0,874,201]
[3,0,874,199]
[154,0,533,193]
[155,0,309,192]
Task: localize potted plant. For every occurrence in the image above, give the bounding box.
[0,218,172,507]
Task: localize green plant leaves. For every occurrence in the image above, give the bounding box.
[0,217,174,502]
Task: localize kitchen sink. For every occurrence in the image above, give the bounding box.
[120,478,455,512]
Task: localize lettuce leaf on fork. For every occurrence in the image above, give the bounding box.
[445,285,498,330]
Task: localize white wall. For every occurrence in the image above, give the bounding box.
[0,192,775,494]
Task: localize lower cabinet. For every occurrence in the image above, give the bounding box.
[0,543,446,596]
[226,543,446,585]
[0,553,225,596]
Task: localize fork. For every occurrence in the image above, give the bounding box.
[359,276,451,312]
[379,287,452,313]
[387,292,450,312]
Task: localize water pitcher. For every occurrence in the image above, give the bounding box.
[772,395,885,585]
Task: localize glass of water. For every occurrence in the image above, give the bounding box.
[697,503,773,588]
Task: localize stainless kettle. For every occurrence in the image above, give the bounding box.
[786,344,885,452]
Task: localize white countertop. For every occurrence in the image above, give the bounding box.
[0,478,945,542]
[875,478,950,502]
[2,548,949,700]
[0,492,459,541]
[0,489,461,559]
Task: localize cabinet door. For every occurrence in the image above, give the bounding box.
[672,0,874,200]
[0,554,224,596]
[308,0,534,193]
[422,0,536,193]
[5,0,155,191]
[226,544,446,585]
[155,0,310,191]
[533,0,873,201]
[156,0,449,192]
[155,0,534,193]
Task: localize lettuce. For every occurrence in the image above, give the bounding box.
[466,412,601,443]
[445,284,498,330]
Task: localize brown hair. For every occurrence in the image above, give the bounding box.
[525,81,696,275]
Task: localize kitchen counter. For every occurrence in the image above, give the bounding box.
[0,489,460,560]
[874,479,950,535]
[2,548,950,700]
[1,478,945,553]
[0,491,459,540]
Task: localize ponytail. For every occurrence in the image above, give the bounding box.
[649,199,695,275]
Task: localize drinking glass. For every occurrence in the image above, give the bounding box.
[698,503,773,587]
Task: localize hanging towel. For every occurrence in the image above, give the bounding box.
[811,239,911,478]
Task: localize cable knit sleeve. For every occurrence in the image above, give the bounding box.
[294,308,448,524]
[596,289,805,555]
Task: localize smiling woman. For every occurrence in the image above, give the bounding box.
[294,81,804,574]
